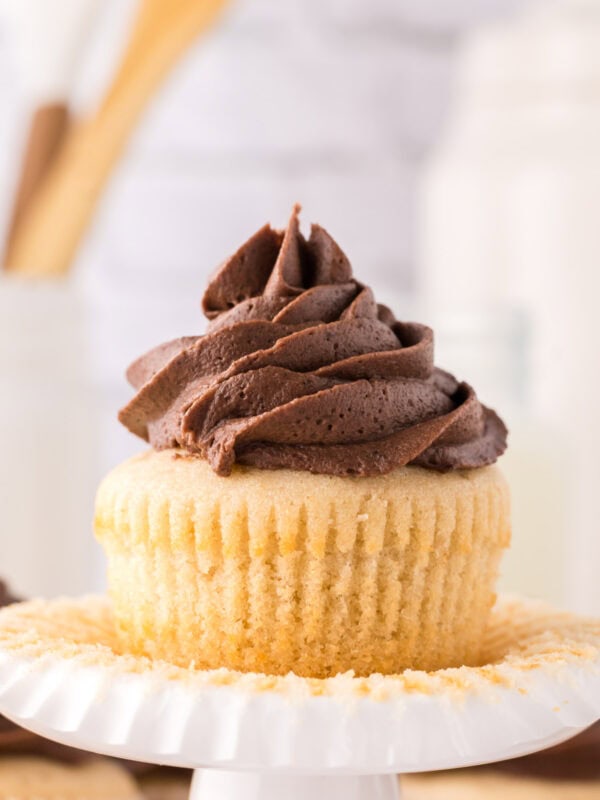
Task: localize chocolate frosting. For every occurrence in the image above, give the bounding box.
[119,206,507,476]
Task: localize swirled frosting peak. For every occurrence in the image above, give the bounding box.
[119,206,507,476]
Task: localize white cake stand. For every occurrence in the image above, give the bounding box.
[0,596,599,799]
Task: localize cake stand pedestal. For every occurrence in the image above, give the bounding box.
[0,596,598,799]
[192,772,397,799]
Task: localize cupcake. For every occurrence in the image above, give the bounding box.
[96,206,510,678]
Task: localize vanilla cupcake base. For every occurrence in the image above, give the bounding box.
[95,450,510,678]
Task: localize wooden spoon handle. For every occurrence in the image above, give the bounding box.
[4,0,228,277]
[3,104,70,270]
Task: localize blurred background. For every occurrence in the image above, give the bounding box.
[0,0,597,616]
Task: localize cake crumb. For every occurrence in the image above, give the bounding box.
[0,596,597,704]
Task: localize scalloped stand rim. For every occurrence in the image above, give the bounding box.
[0,595,598,800]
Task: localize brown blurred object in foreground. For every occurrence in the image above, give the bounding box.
[498,721,600,781]
[404,722,600,798]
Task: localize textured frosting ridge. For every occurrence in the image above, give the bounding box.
[119,206,507,476]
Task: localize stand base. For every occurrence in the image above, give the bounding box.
[190,770,400,800]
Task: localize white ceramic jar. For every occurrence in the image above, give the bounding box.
[0,279,98,597]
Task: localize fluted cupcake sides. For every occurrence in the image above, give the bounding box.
[95,450,510,678]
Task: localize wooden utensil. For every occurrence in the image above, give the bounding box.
[4,0,228,277]
[2,0,104,271]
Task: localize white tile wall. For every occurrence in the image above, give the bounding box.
[72,0,525,297]
[0,0,525,293]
